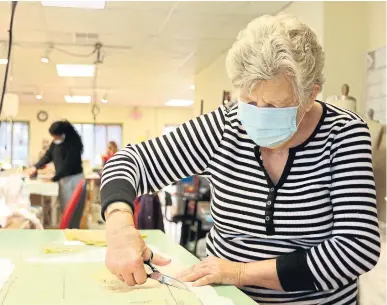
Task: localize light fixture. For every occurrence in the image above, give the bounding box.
[36,94,43,100]
[56,64,95,77]
[41,1,106,9]
[0,59,8,65]
[190,85,195,90]
[65,95,91,104]
[165,99,194,107]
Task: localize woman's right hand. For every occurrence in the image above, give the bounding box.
[25,166,37,177]
[105,211,171,286]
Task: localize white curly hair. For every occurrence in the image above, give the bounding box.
[226,13,325,105]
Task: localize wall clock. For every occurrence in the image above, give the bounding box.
[37,110,48,122]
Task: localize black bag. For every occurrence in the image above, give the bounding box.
[137,194,165,232]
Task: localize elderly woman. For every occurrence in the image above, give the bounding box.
[101,14,380,304]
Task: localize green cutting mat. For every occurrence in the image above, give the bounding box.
[0,262,202,305]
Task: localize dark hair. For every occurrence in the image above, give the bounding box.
[49,120,83,152]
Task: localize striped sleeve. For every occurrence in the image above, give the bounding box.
[100,106,226,218]
[277,119,381,292]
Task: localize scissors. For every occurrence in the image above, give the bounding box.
[144,251,189,290]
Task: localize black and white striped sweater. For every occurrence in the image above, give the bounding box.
[101,101,380,305]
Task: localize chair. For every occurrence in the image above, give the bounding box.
[59,180,87,229]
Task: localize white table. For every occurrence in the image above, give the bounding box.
[25,173,101,228]
[25,179,58,197]
[25,179,59,227]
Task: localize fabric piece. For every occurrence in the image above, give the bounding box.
[62,229,146,247]
[0,259,234,305]
[0,259,14,291]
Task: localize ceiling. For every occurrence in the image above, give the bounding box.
[0,1,289,107]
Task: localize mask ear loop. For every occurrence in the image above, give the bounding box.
[295,103,308,129]
[295,88,316,129]
[292,80,308,129]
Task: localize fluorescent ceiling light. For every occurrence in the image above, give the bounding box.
[166,99,194,107]
[190,85,195,90]
[36,94,43,100]
[65,95,91,104]
[41,1,106,9]
[0,59,8,65]
[101,98,108,104]
[41,57,49,64]
[56,64,95,77]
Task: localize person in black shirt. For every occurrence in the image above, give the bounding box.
[26,120,84,210]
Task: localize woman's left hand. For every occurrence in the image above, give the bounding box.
[176,256,245,287]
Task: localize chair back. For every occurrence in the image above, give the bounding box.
[59,180,87,229]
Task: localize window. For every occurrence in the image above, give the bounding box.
[163,125,179,135]
[0,121,29,166]
[73,123,122,166]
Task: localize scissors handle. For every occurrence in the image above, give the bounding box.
[144,251,158,274]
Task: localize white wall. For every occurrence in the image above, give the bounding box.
[3,103,194,163]
[323,2,369,112]
[194,1,386,117]
[282,1,325,46]
[367,1,386,51]
[323,2,386,115]
[193,1,326,116]
[277,1,386,115]
[194,52,232,116]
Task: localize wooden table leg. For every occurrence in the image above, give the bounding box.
[80,180,93,229]
[51,196,57,227]
[40,195,46,227]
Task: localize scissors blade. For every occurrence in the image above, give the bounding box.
[149,272,189,291]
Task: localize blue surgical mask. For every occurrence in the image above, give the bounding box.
[238,101,299,147]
